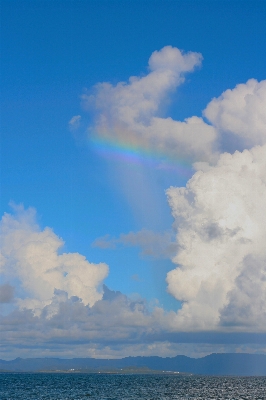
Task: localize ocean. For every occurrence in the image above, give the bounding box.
[1,373,266,399]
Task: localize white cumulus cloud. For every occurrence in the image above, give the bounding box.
[166,144,266,331]
[204,79,266,148]
[0,205,109,315]
[83,46,218,162]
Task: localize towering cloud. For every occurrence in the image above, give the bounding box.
[167,144,266,330]
[0,205,109,315]
[84,46,218,162]
[164,78,266,331]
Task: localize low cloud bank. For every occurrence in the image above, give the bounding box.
[1,284,266,360]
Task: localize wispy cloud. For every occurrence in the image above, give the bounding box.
[68,115,81,131]
[0,284,15,303]
[92,229,178,259]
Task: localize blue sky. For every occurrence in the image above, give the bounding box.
[1,0,266,360]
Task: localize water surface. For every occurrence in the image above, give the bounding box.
[1,373,266,399]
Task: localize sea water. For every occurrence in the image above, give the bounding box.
[1,373,266,399]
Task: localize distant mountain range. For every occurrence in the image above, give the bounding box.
[1,353,266,376]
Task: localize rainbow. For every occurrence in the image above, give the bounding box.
[90,134,193,177]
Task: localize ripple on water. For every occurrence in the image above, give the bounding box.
[1,373,266,399]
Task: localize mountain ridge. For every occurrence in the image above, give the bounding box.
[0,353,266,376]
